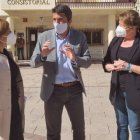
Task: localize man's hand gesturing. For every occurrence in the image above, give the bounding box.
[41,40,55,57]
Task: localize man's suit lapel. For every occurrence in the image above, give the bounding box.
[47,30,57,62]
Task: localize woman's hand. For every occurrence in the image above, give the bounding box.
[105,64,116,72]
[113,59,128,71]
[105,59,129,72]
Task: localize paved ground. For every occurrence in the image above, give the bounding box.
[20,64,117,140]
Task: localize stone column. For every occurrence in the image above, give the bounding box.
[108,14,116,45]
[6,17,17,60]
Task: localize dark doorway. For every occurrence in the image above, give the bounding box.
[26,27,38,59]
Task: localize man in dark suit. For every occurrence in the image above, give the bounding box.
[30,4,91,140]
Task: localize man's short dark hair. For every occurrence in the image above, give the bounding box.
[52,4,72,21]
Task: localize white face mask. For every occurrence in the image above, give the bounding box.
[115,25,126,37]
[7,32,17,45]
[53,22,68,34]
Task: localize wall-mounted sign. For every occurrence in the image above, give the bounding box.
[7,0,50,5]
[1,0,55,10]
[31,34,35,41]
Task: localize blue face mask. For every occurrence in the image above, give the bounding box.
[115,25,126,37]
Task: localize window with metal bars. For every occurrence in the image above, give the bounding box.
[80,29,104,46]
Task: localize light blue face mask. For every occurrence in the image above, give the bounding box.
[115,25,126,37]
[53,22,68,34]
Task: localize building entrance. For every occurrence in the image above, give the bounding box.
[26,27,38,59]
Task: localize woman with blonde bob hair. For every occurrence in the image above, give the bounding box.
[103,10,140,140]
[0,19,25,140]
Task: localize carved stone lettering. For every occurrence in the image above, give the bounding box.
[7,0,50,5]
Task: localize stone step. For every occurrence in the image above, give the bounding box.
[17,60,30,66]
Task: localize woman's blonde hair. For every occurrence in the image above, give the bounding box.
[0,19,9,37]
[119,10,140,30]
